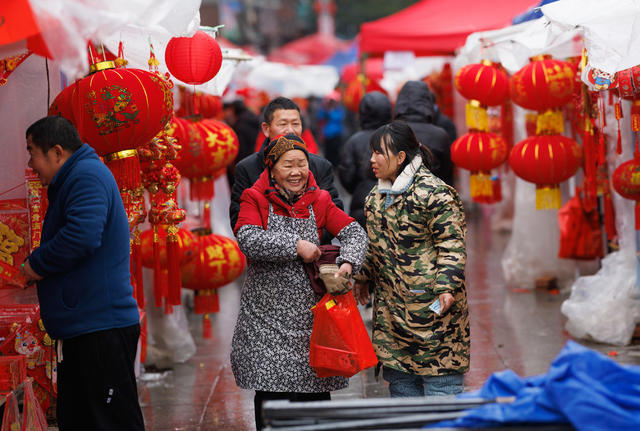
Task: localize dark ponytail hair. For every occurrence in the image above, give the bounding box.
[369,120,433,177]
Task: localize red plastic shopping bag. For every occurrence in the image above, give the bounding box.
[310,292,378,378]
[1,391,21,431]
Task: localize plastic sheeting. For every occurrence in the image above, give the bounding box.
[561,99,640,345]
[430,340,640,430]
[20,0,201,79]
[541,0,640,74]
[500,106,575,290]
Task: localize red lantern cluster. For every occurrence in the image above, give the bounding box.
[182,229,246,338]
[508,55,581,209]
[453,60,510,202]
[165,31,223,85]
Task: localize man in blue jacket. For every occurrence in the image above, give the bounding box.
[21,116,144,431]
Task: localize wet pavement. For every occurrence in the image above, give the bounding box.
[136,203,640,431]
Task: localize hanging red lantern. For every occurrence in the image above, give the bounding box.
[510,55,575,112]
[509,135,583,209]
[169,117,239,201]
[455,60,510,107]
[165,30,223,85]
[195,93,223,119]
[451,132,509,202]
[612,156,640,229]
[181,229,246,338]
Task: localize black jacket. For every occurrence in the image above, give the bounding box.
[338,91,391,195]
[394,81,454,186]
[433,105,457,142]
[229,139,343,231]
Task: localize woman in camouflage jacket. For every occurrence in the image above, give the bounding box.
[354,120,470,397]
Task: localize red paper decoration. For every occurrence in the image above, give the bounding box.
[510,55,575,112]
[612,157,640,229]
[455,60,509,107]
[165,31,223,85]
[181,230,246,338]
[509,135,583,209]
[451,132,509,202]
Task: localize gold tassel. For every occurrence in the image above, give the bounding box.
[536,109,564,135]
[470,172,493,200]
[465,100,488,132]
[535,185,561,210]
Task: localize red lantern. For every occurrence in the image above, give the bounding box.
[195,93,223,119]
[509,135,583,209]
[455,60,509,107]
[169,117,239,201]
[165,31,223,85]
[510,55,575,112]
[612,157,640,229]
[181,230,246,338]
[451,132,509,202]
[49,65,173,192]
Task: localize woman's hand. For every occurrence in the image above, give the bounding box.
[354,280,370,305]
[336,262,352,279]
[438,292,455,314]
[297,239,321,263]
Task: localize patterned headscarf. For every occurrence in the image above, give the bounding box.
[263,134,308,169]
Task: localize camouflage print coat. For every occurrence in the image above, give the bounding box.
[356,158,470,376]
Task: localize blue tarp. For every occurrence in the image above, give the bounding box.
[512,0,559,24]
[429,341,640,430]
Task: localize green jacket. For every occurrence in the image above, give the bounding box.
[357,162,470,376]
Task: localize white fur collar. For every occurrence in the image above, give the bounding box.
[378,155,422,193]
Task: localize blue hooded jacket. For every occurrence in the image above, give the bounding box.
[29,144,139,340]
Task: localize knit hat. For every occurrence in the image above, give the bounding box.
[264,134,309,168]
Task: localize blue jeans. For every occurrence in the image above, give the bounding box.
[382,366,464,397]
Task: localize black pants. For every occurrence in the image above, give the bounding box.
[255,390,330,430]
[57,324,145,431]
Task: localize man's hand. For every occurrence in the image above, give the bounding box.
[20,259,42,284]
[297,239,321,263]
[354,280,370,305]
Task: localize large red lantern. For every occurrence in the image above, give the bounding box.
[49,64,173,194]
[509,135,583,209]
[451,132,509,202]
[612,157,640,229]
[510,55,575,113]
[169,117,239,201]
[181,229,246,338]
[165,31,223,85]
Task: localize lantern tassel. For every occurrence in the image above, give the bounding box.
[202,314,212,339]
[104,151,142,191]
[492,175,502,203]
[536,185,561,210]
[203,202,212,230]
[603,194,617,240]
[133,235,145,308]
[166,229,182,306]
[469,172,493,202]
[615,101,623,155]
[190,176,215,201]
[153,225,163,307]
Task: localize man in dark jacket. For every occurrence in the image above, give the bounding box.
[338,91,391,227]
[229,97,342,231]
[22,116,144,431]
[224,100,260,185]
[394,81,454,187]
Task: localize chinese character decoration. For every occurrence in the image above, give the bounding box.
[26,169,48,251]
[181,229,246,338]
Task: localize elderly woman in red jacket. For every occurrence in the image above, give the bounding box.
[232,134,368,430]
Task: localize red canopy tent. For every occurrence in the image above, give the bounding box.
[268,33,352,65]
[359,0,539,56]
